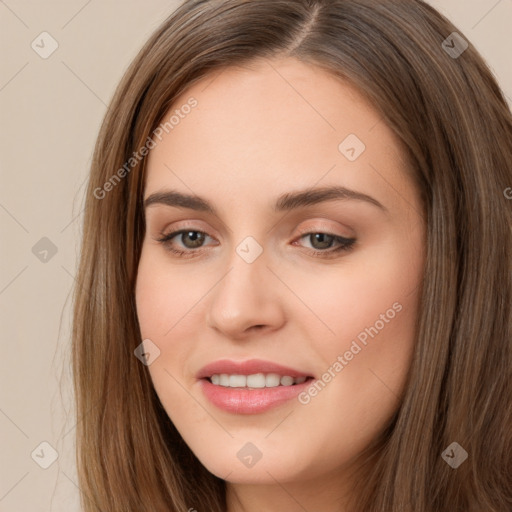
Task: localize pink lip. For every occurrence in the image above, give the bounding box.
[196,358,312,379]
[199,378,313,414]
[196,359,314,414]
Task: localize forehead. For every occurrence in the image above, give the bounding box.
[143,57,417,217]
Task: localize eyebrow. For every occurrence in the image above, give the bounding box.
[143,185,387,214]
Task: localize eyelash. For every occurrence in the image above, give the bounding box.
[155,228,356,259]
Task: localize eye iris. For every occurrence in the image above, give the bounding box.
[310,233,334,250]
[182,231,205,248]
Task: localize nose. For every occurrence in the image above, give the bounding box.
[205,249,286,340]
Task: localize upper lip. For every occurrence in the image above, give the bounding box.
[196,359,313,379]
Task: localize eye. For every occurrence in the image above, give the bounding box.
[295,232,356,257]
[156,229,215,257]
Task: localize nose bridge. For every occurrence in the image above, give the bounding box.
[222,230,269,291]
[206,236,284,337]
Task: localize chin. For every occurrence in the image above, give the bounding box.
[192,440,316,484]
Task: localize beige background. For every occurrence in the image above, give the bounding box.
[0,1,510,510]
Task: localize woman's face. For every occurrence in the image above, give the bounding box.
[135,56,425,492]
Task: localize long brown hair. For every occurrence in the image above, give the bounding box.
[71,0,512,510]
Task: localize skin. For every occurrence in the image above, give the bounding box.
[135,56,426,512]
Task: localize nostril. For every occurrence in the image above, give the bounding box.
[248,325,265,332]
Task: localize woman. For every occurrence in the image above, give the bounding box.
[71,0,512,510]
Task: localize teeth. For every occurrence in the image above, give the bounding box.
[280,376,294,386]
[266,373,281,387]
[210,373,309,388]
[247,373,266,388]
[229,374,246,387]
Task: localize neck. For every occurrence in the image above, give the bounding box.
[225,463,357,512]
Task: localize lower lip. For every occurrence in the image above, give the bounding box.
[199,378,314,414]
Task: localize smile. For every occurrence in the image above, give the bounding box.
[209,373,308,388]
[196,359,315,414]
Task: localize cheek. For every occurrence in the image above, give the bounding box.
[135,248,218,403]
[135,253,208,432]
[135,249,209,337]
[289,232,423,426]
[283,231,423,365]
[135,252,192,387]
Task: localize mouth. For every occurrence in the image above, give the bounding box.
[196,359,315,414]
